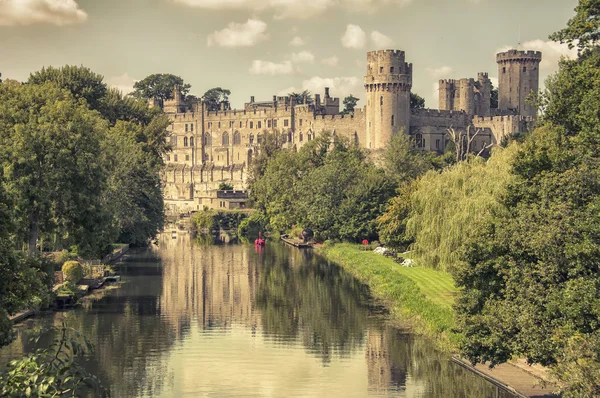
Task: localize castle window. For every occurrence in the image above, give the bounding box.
[250,121,254,129]
[204,133,211,145]
[284,119,289,127]
[222,132,229,145]
[257,134,262,144]
[190,124,193,132]
[523,66,527,72]
[167,155,170,161]
[308,133,312,141]
[380,96,383,106]
[233,131,241,145]
[503,67,506,73]
[258,121,261,129]
[186,155,189,161]
[436,139,440,149]
[415,133,425,148]
[240,121,242,128]
[273,120,278,128]
[174,154,178,162]
[185,124,188,132]
[268,120,271,128]
[230,121,234,128]
[300,132,303,142]
[299,119,303,127]
[218,122,221,129]
[391,115,394,126]
[208,122,212,129]
[190,137,194,146]
[288,132,292,142]
[354,132,359,145]
[390,67,394,73]
[249,134,254,144]
[184,137,188,147]
[281,133,287,143]
[379,67,383,73]
[170,136,177,147]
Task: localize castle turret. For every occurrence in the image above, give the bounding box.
[497,49,542,118]
[459,78,475,115]
[364,50,412,149]
[475,72,492,117]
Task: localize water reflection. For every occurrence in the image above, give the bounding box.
[1,234,510,397]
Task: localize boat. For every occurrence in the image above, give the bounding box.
[254,232,265,246]
[280,234,313,249]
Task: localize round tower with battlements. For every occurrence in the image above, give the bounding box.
[496,49,542,118]
[364,50,412,150]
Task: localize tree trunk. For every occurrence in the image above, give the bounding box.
[28,210,39,255]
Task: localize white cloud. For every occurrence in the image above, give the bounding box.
[302,76,362,100]
[425,66,454,109]
[342,24,366,49]
[0,0,88,26]
[172,0,412,19]
[249,60,294,76]
[290,51,315,63]
[497,40,577,73]
[106,73,137,95]
[321,56,339,67]
[290,36,305,46]
[370,31,395,48]
[207,19,268,48]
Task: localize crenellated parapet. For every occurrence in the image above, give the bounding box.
[496,50,542,63]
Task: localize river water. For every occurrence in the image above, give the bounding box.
[1,234,513,397]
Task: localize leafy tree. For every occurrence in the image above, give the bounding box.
[381,132,438,185]
[218,182,234,191]
[410,92,425,109]
[28,65,107,111]
[549,0,600,55]
[288,90,313,106]
[341,94,359,114]
[490,84,498,109]
[202,87,231,112]
[0,322,108,397]
[131,73,191,101]
[0,82,109,255]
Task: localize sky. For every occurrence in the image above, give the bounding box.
[0,0,579,109]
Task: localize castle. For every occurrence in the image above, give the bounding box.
[161,48,541,215]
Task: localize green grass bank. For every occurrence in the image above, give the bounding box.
[317,243,460,350]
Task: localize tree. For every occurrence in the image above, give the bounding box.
[381,132,437,185]
[288,90,313,106]
[410,92,425,109]
[202,87,231,112]
[490,84,499,109]
[131,73,191,101]
[0,82,109,255]
[341,95,359,115]
[218,182,234,191]
[28,65,107,111]
[446,126,492,162]
[549,0,600,55]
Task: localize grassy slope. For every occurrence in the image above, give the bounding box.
[318,243,460,350]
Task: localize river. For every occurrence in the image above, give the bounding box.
[1,234,514,397]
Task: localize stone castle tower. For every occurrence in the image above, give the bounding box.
[497,50,542,118]
[438,73,492,117]
[364,50,412,149]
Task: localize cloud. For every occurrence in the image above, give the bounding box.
[370,31,395,48]
[497,40,577,73]
[342,24,366,49]
[290,36,305,46]
[321,56,339,67]
[172,0,412,19]
[106,73,137,95]
[249,60,294,76]
[425,66,454,108]
[426,66,454,80]
[290,51,315,63]
[302,76,362,99]
[0,0,88,26]
[277,86,298,96]
[207,19,268,48]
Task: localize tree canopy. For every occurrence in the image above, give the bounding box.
[341,95,359,114]
[550,0,600,55]
[131,73,191,101]
[202,87,231,112]
[288,90,314,106]
[410,92,425,109]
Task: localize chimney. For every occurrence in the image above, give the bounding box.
[325,87,330,98]
[315,94,321,107]
[251,96,255,103]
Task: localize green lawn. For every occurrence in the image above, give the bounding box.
[318,243,461,350]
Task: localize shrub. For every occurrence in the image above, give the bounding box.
[61,261,83,284]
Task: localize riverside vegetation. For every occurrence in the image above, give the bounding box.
[0,66,168,396]
[249,2,600,396]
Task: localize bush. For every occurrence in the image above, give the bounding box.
[61,261,83,284]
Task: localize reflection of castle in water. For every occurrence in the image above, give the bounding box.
[156,234,261,333]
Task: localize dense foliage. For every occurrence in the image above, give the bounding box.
[410,92,425,109]
[341,94,359,114]
[61,261,83,284]
[131,73,191,101]
[202,87,231,112]
[250,133,395,242]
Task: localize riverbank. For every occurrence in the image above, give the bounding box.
[317,243,459,350]
[317,243,559,398]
